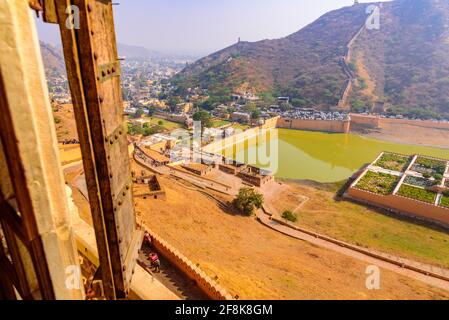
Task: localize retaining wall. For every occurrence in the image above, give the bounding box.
[346,187,449,227]
[350,113,380,128]
[277,118,350,133]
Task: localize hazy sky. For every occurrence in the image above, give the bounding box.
[36,0,390,56]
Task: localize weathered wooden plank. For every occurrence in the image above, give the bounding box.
[56,0,140,298]
[0,0,83,300]
[55,0,116,299]
[42,0,58,23]
[0,213,32,298]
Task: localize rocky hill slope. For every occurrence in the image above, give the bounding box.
[173,0,449,117]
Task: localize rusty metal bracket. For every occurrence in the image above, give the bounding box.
[122,230,143,295]
[98,61,121,83]
[105,123,126,147]
[112,177,132,211]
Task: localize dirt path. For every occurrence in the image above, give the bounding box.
[359,123,449,150]
[256,211,449,292]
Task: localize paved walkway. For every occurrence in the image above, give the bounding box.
[256,211,449,292]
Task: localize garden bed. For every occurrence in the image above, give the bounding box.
[397,184,437,204]
[411,157,447,176]
[403,175,434,188]
[356,171,400,195]
[440,196,449,208]
[374,153,411,172]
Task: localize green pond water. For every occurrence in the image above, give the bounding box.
[222,129,449,183]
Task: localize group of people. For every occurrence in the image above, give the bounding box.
[143,231,161,273]
[62,138,79,145]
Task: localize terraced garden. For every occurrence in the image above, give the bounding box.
[356,171,400,195]
[397,184,437,204]
[374,153,411,172]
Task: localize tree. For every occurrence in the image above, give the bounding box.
[291,98,307,108]
[251,109,261,120]
[348,62,357,73]
[193,110,212,128]
[279,102,291,112]
[147,106,156,117]
[127,123,143,135]
[351,100,367,113]
[143,125,165,136]
[245,102,257,113]
[168,96,181,108]
[233,187,263,216]
[158,120,164,126]
[133,108,144,119]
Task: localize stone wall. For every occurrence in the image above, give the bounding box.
[349,113,380,128]
[277,118,351,133]
[203,126,263,153]
[346,187,449,227]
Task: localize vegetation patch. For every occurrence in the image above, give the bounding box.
[356,171,400,195]
[412,157,447,176]
[233,187,263,216]
[440,196,449,208]
[211,119,231,128]
[127,123,166,136]
[281,210,297,223]
[397,185,437,204]
[403,175,433,188]
[374,153,411,172]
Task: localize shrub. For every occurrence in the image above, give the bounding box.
[233,187,263,216]
[133,109,144,119]
[281,210,297,222]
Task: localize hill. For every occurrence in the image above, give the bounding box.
[173,0,449,117]
[39,41,66,78]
